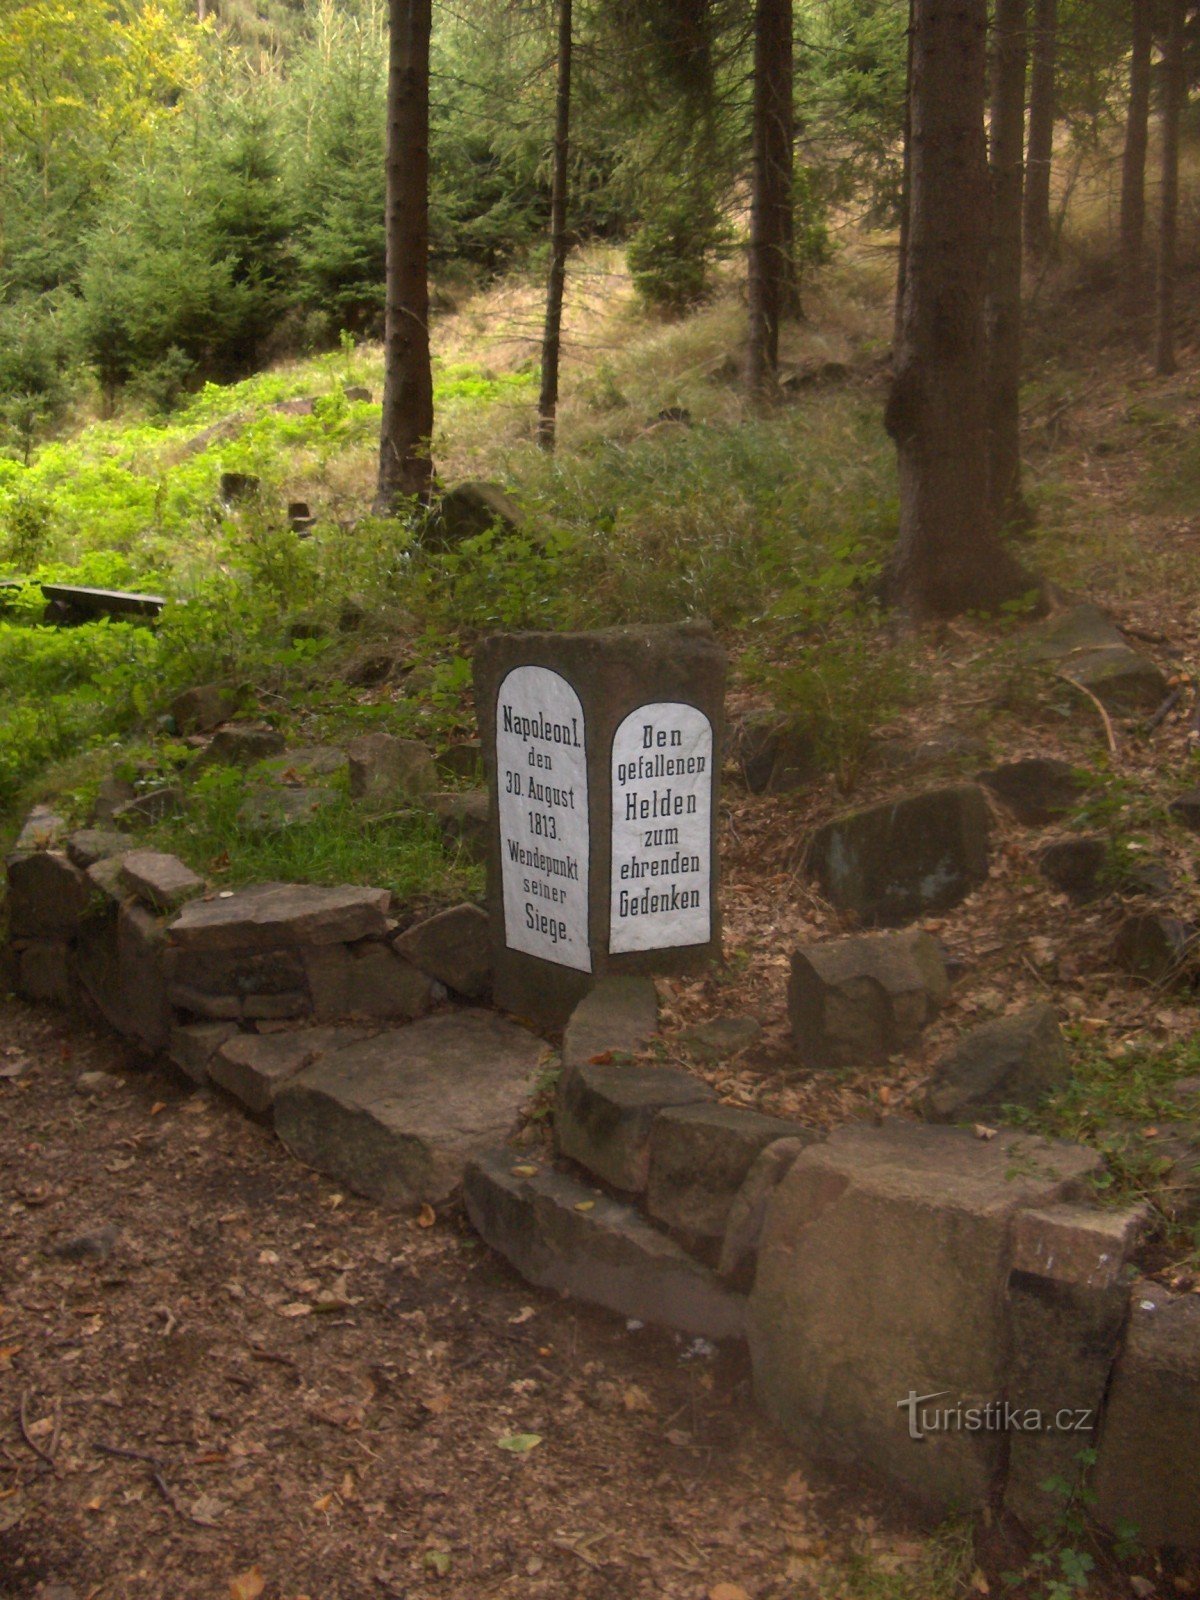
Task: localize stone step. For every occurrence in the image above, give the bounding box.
[464,1148,746,1341]
[273,1011,546,1206]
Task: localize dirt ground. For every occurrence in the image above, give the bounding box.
[0,994,949,1600]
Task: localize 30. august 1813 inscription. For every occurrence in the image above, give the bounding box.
[609,702,712,953]
[495,665,591,971]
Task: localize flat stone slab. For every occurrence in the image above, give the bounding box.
[808,784,991,926]
[66,830,131,870]
[749,1122,1102,1514]
[924,1004,1068,1123]
[562,977,659,1071]
[646,1103,813,1242]
[556,1057,714,1193]
[118,850,205,912]
[393,903,492,999]
[1022,604,1168,713]
[210,1027,356,1115]
[464,1149,746,1340]
[168,1021,239,1085]
[168,883,390,952]
[273,1011,545,1205]
[303,940,433,1021]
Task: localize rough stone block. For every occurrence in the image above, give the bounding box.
[6,850,95,938]
[345,732,436,801]
[170,682,241,734]
[432,480,522,547]
[977,757,1083,825]
[14,807,67,852]
[562,976,659,1070]
[303,939,433,1021]
[66,830,131,870]
[556,1053,713,1194]
[393,903,492,998]
[274,1011,545,1205]
[1060,646,1168,715]
[1113,912,1193,982]
[165,944,310,1020]
[925,1004,1068,1122]
[192,725,285,770]
[168,883,390,952]
[718,1137,812,1284]
[748,1122,1102,1513]
[428,790,489,864]
[168,1021,239,1085]
[1004,1203,1149,1529]
[646,1103,811,1242]
[1037,835,1107,902]
[464,1149,746,1340]
[678,1016,763,1061]
[113,903,173,1052]
[210,1027,353,1115]
[807,784,991,926]
[16,941,74,1006]
[788,928,948,1068]
[118,850,205,912]
[1094,1284,1200,1549]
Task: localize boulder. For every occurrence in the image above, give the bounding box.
[730,713,819,794]
[66,830,131,870]
[168,1021,239,1085]
[718,1138,812,1285]
[219,470,259,504]
[556,1059,714,1194]
[168,883,390,952]
[646,1103,812,1243]
[236,786,338,831]
[431,481,522,548]
[16,942,74,1006]
[343,385,372,403]
[302,939,433,1021]
[678,1016,763,1062]
[1169,788,1200,831]
[170,683,240,734]
[345,732,436,802]
[464,1150,746,1341]
[808,784,991,925]
[924,1004,1069,1123]
[749,1123,1102,1513]
[393,903,491,999]
[192,725,285,770]
[210,1027,355,1115]
[117,850,205,912]
[6,851,95,939]
[1094,1284,1200,1549]
[435,741,483,784]
[1113,912,1192,982]
[266,746,349,783]
[1005,1203,1150,1529]
[1037,834,1107,901]
[90,774,137,824]
[428,791,489,863]
[562,976,659,1071]
[788,927,949,1068]
[111,786,182,827]
[13,807,67,852]
[1023,603,1168,713]
[977,757,1082,825]
[274,1012,545,1205]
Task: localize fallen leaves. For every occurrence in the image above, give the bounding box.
[496,1432,542,1454]
[229,1569,266,1600]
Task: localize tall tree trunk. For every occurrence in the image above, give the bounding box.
[1023,0,1056,258]
[987,0,1028,529]
[1155,0,1186,376]
[884,0,1036,620]
[894,0,915,349]
[1120,0,1153,317]
[376,0,434,512]
[537,0,573,451]
[746,0,794,395]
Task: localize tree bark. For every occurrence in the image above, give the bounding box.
[1119,0,1153,317]
[894,0,915,349]
[746,0,794,396]
[884,0,1036,620]
[1023,0,1056,259]
[537,0,573,451]
[986,0,1028,530]
[1155,0,1186,376]
[376,0,434,512]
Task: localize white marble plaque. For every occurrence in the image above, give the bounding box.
[609,702,712,953]
[496,666,591,972]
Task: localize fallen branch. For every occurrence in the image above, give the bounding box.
[1058,673,1119,757]
[18,1391,60,1471]
[1146,686,1184,733]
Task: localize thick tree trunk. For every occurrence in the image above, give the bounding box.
[884,0,1036,620]
[986,0,1028,530]
[1023,0,1056,259]
[1155,0,1186,376]
[1119,0,1153,317]
[894,0,915,348]
[376,0,434,512]
[537,0,572,451]
[746,0,794,395]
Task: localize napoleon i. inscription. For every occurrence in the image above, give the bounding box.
[476,624,725,1027]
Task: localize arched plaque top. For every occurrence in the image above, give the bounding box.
[495,665,591,972]
[609,701,713,953]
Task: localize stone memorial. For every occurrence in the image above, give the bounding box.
[475,623,726,1026]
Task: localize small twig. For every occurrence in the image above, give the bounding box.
[95,1442,162,1467]
[18,1391,60,1471]
[1146,686,1184,733]
[151,1470,178,1510]
[1058,673,1119,757]
[249,1346,298,1370]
